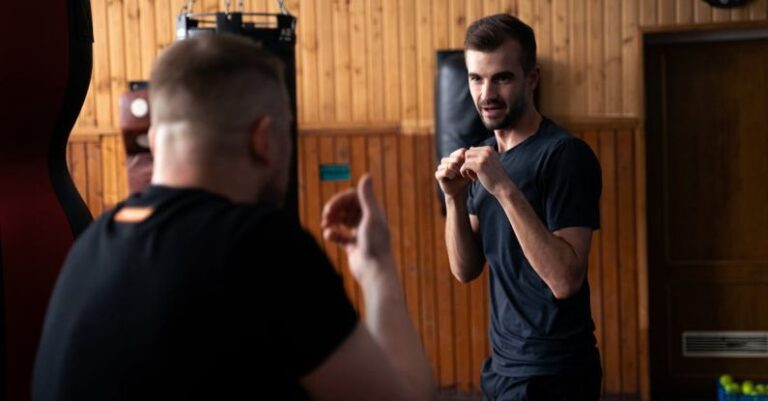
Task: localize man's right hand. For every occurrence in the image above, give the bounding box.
[435,148,472,197]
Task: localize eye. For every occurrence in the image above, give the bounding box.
[493,73,515,84]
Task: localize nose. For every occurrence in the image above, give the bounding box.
[481,80,498,101]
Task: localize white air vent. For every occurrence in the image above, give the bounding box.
[683,331,768,358]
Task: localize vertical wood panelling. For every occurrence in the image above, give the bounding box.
[73,0,768,133]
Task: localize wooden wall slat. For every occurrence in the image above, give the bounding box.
[416,0,434,126]
[317,2,336,121]
[676,0,694,24]
[85,141,105,217]
[366,0,385,120]
[398,0,418,123]
[536,0,553,114]
[551,0,569,115]
[107,0,127,127]
[138,0,157,79]
[752,0,768,20]
[587,0,605,114]
[569,0,588,116]
[599,129,621,394]
[332,0,352,122]
[399,135,422,332]
[659,0,676,25]
[91,0,112,127]
[349,0,368,121]
[622,0,640,116]
[382,0,401,120]
[604,0,623,114]
[580,130,605,393]
[694,0,713,23]
[416,135,439,379]
[302,136,322,243]
[298,0,319,123]
[382,135,404,287]
[618,129,639,394]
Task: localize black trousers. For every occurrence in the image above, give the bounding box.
[480,358,603,401]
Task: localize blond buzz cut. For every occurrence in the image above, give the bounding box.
[149,34,289,142]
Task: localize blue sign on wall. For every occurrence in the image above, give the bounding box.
[319,164,351,181]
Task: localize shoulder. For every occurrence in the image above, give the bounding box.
[539,119,598,165]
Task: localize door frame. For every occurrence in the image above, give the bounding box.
[640,21,768,400]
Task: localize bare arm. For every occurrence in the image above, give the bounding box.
[437,148,486,283]
[461,147,592,299]
[494,183,592,299]
[444,193,485,282]
[310,175,435,401]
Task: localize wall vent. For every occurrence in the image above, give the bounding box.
[683,331,768,358]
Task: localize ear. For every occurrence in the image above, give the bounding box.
[527,65,540,91]
[249,115,272,164]
[148,126,156,153]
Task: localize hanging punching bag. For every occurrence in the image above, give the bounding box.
[434,50,492,213]
[0,1,93,399]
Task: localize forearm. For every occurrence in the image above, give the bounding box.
[357,255,435,400]
[444,194,485,283]
[494,183,583,299]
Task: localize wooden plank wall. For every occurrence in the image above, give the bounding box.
[65,119,642,396]
[72,0,768,137]
[62,1,768,400]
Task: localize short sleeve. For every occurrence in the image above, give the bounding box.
[543,138,602,231]
[256,213,359,377]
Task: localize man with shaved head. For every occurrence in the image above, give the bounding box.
[34,34,434,401]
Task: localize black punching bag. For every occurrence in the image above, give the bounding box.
[0,1,93,400]
[434,50,492,212]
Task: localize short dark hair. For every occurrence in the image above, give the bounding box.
[464,14,537,73]
[150,34,287,136]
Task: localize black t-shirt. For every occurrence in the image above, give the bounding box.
[33,186,358,400]
[467,117,602,377]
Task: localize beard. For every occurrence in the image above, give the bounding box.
[477,91,527,131]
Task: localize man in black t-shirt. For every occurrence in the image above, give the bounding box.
[34,34,434,401]
[435,15,602,401]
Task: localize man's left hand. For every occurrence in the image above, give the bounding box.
[460,146,513,196]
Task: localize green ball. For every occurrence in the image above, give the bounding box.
[720,374,735,387]
[742,380,755,394]
[726,383,741,394]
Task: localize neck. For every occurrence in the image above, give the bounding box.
[150,123,264,204]
[493,109,543,153]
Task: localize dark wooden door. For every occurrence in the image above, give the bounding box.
[645,34,768,398]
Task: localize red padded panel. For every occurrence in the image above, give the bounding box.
[0,2,75,400]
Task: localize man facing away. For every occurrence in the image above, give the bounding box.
[435,14,603,401]
[33,34,434,401]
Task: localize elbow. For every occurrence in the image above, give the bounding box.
[451,265,482,283]
[550,274,586,300]
[551,285,578,300]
